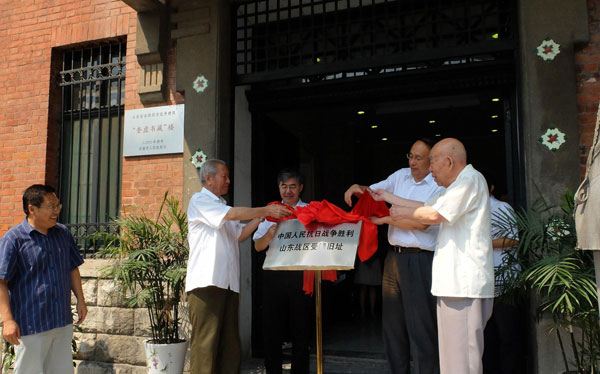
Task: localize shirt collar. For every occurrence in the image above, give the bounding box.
[21,218,35,234]
[200,187,227,204]
[422,172,436,185]
[21,217,57,235]
[281,199,306,208]
[405,171,435,185]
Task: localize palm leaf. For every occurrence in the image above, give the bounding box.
[89,193,189,344]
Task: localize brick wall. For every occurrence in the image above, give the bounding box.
[0,0,183,236]
[576,0,600,177]
[122,31,184,216]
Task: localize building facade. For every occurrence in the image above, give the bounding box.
[0,0,598,372]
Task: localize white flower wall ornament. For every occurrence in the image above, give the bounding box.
[193,75,209,93]
[536,38,560,62]
[190,149,208,169]
[539,127,566,151]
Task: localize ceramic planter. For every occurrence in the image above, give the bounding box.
[144,340,188,374]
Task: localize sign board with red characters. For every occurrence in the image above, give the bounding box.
[263,219,362,271]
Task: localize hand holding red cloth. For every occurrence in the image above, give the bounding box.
[349,190,390,261]
[350,189,390,218]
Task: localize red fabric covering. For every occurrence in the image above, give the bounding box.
[265,202,296,222]
[302,269,339,296]
[264,194,389,294]
[294,200,379,262]
[350,190,390,219]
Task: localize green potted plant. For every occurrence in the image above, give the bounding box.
[494,192,599,374]
[95,193,189,374]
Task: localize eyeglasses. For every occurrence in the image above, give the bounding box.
[39,204,62,211]
[406,153,425,162]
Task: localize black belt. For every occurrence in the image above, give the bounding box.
[392,246,422,254]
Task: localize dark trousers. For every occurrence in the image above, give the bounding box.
[483,300,521,374]
[262,270,312,374]
[382,249,440,374]
[187,286,241,374]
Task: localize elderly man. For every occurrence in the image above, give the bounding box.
[186,159,292,374]
[0,184,87,373]
[253,169,312,374]
[344,138,444,374]
[372,138,494,374]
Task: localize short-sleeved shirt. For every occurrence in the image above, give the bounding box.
[490,195,520,296]
[490,196,519,268]
[0,219,84,336]
[186,188,245,293]
[426,164,494,298]
[253,200,308,242]
[370,168,444,250]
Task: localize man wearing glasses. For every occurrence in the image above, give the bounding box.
[344,138,444,374]
[0,184,87,373]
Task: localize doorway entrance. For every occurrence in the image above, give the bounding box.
[248,64,521,360]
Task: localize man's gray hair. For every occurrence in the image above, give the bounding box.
[198,159,226,184]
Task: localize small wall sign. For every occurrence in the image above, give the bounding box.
[123,104,184,157]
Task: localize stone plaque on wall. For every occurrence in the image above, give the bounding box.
[123,104,184,157]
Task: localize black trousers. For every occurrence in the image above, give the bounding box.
[382,249,440,374]
[262,270,312,374]
[483,300,521,374]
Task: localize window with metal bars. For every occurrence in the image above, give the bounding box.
[57,41,126,256]
[234,0,516,84]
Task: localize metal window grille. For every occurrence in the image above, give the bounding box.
[58,41,126,256]
[234,0,516,84]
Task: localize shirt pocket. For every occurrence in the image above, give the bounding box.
[19,241,48,272]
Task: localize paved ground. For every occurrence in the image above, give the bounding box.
[241,354,391,374]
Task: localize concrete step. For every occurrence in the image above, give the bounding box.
[241,353,391,374]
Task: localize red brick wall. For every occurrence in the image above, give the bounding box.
[576,0,600,177]
[121,43,185,215]
[0,0,183,235]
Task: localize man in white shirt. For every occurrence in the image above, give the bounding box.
[374,138,494,374]
[344,139,444,374]
[186,159,291,374]
[253,169,311,374]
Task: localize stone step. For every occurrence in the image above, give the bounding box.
[241,354,391,374]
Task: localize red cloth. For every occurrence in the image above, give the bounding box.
[265,202,295,222]
[264,195,388,294]
[350,190,390,218]
[294,200,379,262]
[302,269,338,296]
[349,190,390,260]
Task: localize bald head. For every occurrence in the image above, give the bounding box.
[429,138,468,187]
[433,138,467,166]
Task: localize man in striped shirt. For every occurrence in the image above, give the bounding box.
[0,184,87,373]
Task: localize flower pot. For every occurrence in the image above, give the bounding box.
[144,340,188,374]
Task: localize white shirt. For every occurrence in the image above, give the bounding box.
[426,164,494,298]
[490,196,519,268]
[186,188,245,293]
[490,196,520,296]
[253,200,308,241]
[370,168,444,250]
